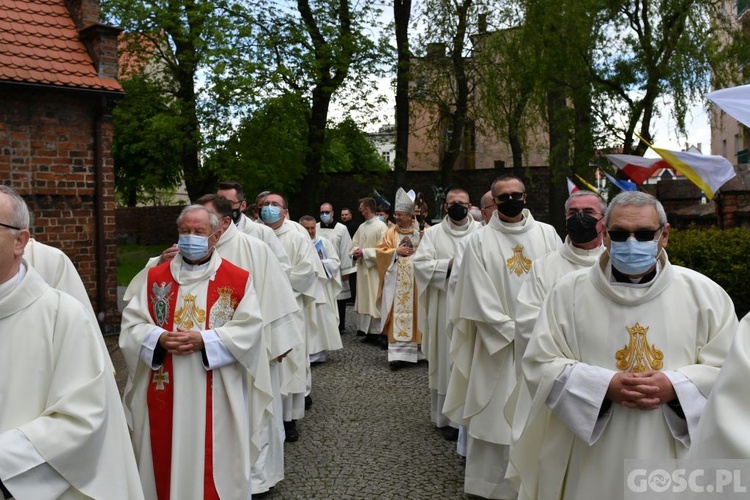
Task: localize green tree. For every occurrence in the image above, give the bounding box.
[112,76,184,206]
[590,0,750,155]
[104,0,255,201]
[473,25,539,178]
[393,0,412,193]
[247,0,389,214]
[323,118,392,178]
[412,0,480,187]
[205,98,389,204]
[205,94,309,198]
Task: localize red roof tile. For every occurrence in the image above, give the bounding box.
[0,0,122,92]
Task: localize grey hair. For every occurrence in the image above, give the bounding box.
[299,215,316,224]
[176,204,220,232]
[0,185,30,230]
[565,190,607,214]
[604,191,667,227]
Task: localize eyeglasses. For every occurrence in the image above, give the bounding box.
[607,226,663,242]
[320,211,332,214]
[493,192,524,202]
[0,221,20,231]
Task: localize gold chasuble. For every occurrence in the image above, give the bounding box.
[376,223,422,344]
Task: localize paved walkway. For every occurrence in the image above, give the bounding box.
[108,304,469,499]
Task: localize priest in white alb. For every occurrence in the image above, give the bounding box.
[217,181,292,272]
[688,311,750,459]
[511,192,737,500]
[444,176,561,499]
[0,186,143,500]
[413,187,480,437]
[506,190,606,479]
[301,215,344,363]
[351,197,388,342]
[121,204,272,500]
[317,201,355,330]
[260,193,326,442]
[514,190,607,367]
[196,194,301,494]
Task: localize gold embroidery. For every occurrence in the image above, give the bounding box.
[506,245,532,276]
[174,293,206,330]
[209,287,237,328]
[152,368,170,390]
[615,323,664,372]
[393,254,414,340]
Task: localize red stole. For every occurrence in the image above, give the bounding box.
[146,259,250,499]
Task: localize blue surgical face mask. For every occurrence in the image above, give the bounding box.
[178,233,210,261]
[377,215,386,223]
[320,213,333,224]
[609,238,660,276]
[261,205,282,224]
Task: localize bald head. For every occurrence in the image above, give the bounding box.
[479,191,495,224]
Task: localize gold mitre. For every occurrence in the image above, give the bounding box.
[394,187,416,214]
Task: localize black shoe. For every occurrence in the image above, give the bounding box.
[284,420,299,442]
[356,330,366,337]
[361,334,379,344]
[380,336,389,350]
[305,395,313,410]
[441,426,459,441]
[389,360,405,371]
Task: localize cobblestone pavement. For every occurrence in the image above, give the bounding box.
[107,303,469,499]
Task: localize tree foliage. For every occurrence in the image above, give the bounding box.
[105,0,257,201]
[112,76,184,206]
[204,96,390,204]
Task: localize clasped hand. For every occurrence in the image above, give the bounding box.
[606,370,676,410]
[397,239,414,257]
[159,327,204,355]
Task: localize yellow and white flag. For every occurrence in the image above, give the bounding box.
[649,146,736,199]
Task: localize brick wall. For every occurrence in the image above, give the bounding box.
[715,167,750,229]
[0,86,119,330]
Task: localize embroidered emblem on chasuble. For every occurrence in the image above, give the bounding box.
[393,257,415,341]
[208,286,237,328]
[174,293,206,330]
[615,323,664,372]
[152,368,170,390]
[150,282,174,327]
[506,245,532,276]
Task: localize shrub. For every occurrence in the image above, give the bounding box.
[668,227,750,319]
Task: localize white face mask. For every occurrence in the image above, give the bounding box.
[178,233,210,261]
[320,213,333,224]
[609,238,659,275]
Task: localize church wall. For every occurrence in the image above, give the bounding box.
[0,86,119,330]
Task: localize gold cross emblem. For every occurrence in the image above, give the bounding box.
[152,368,170,390]
[615,323,664,372]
